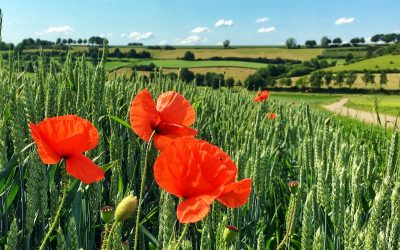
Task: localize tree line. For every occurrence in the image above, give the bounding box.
[287,33,400,49]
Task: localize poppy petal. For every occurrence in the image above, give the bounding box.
[153,138,192,197]
[31,115,99,157]
[194,141,237,184]
[153,123,197,150]
[217,178,252,208]
[66,154,105,184]
[30,123,61,164]
[176,195,216,223]
[130,89,160,141]
[156,91,196,127]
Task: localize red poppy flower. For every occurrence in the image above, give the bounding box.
[268,112,276,120]
[154,137,252,223]
[130,89,197,150]
[29,115,104,184]
[253,90,269,102]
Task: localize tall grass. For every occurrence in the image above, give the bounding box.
[0,50,399,249]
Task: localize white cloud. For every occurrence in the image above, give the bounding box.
[258,27,276,33]
[123,32,154,41]
[256,17,269,23]
[215,19,234,27]
[335,17,356,25]
[159,40,168,45]
[178,35,201,45]
[191,27,210,33]
[37,25,74,35]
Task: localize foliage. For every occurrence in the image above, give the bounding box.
[286,37,297,49]
[182,51,195,61]
[0,50,399,250]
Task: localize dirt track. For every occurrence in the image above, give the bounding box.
[322,98,398,128]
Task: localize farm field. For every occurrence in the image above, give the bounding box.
[129,59,268,69]
[326,55,400,72]
[2,1,400,248]
[345,94,400,116]
[135,67,257,82]
[1,54,399,250]
[110,46,324,61]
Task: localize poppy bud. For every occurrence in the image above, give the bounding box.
[114,194,138,222]
[288,181,299,194]
[223,225,239,244]
[100,206,114,224]
[121,240,129,250]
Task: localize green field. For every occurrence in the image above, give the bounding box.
[130,59,268,69]
[327,55,400,72]
[270,91,342,105]
[114,46,324,61]
[1,53,400,250]
[345,94,400,116]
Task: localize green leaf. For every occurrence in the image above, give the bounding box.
[140,224,158,246]
[101,160,118,172]
[5,183,19,211]
[108,115,131,130]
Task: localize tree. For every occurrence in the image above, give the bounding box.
[332,37,342,45]
[204,72,215,87]
[309,71,324,88]
[126,49,137,58]
[223,40,230,49]
[77,39,83,44]
[114,48,123,58]
[62,39,68,45]
[225,77,234,88]
[345,71,357,88]
[67,38,73,44]
[345,53,354,63]
[379,71,388,85]
[362,70,375,85]
[244,73,264,90]
[382,34,396,44]
[285,37,297,49]
[350,37,361,46]
[83,39,87,44]
[182,51,195,61]
[305,40,317,48]
[371,34,383,43]
[324,71,333,87]
[211,74,225,89]
[195,73,205,86]
[179,68,195,83]
[335,72,345,87]
[320,36,331,47]
[56,38,62,45]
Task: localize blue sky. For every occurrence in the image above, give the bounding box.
[2,0,400,45]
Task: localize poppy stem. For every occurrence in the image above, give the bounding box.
[39,175,69,250]
[175,223,189,250]
[133,130,156,250]
[103,221,118,250]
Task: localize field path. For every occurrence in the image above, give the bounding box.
[322,98,399,128]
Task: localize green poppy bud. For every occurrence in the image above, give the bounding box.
[288,181,299,194]
[223,225,239,244]
[100,206,113,224]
